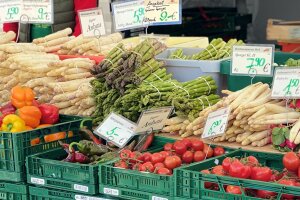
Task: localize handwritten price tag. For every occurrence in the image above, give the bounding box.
[78,8,106,37]
[22,0,53,23]
[271,68,300,99]
[94,113,137,148]
[231,45,274,76]
[202,107,230,139]
[136,107,173,134]
[0,0,22,23]
[144,0,182,26]
[112,0,145,31]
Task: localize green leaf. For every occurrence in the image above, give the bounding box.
[283,127,290,139]
[272,127,285,145]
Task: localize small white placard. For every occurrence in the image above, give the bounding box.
[74,184,89,193]
[103,187,119,196]
[112,0,145,31]
[152,196,168,200]
[75,195,110,200]
[271,67,300,99]
[31,177,45,185]
[22,0,54,24]
[136,107,173,134]
[78,8,106,37]
[231,45,274,76]
[0,0,22,23]
[94,113,137,148]
[202,107,230,139]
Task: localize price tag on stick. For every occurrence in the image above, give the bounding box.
[231,45,274,76]
[202,107,230,139]
[112,0,145,31]
[22,0,54,24]
[94,113,137,148]
[144,0,182,26]
[78,8,106,37]
[0,0,22,23]
[271,67,300,99]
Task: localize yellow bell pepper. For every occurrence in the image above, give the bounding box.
[1,114,26,133]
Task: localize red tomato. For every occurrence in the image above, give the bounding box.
[164,143,173,151]
[181,138,192,148]
[247,156,259,166]
[226,185,242,195]
[191,139,204,151]
[213,146,225,157]
[173,155,182,167]
[201,170,213,188]
[132,163,141,170]
[182,151,194,164]
[143,152,152,162]
[298,166,300,178]
[157,167,172,175]
[129,151,143,164]
[164,156,178,170]
[278,179,296,199]
[283,152,300,172]
[173,141,187,155]
[212,165,226,176]
[154,162,165,170]
[229,159,251,179]
[193,151,205,162]
[119,149,132,160]
[160,151,170,159]
[251,166,272,182]
[151,153,165,164]
[139,162,154,172]
[256,190,277,199]
[222,157,233,173]
[203,144,213,158]
[114,161,128,169]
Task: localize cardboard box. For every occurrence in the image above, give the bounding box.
[267,19,300,42]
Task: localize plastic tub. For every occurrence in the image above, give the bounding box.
[156,48,229,95]
[0,182,28,200]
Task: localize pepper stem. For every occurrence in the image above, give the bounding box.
[69,142,83,153]
[7,123,13,131]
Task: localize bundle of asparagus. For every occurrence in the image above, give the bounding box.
[169,38,244,60]
[0,31,16,45]
[33,28,75,53]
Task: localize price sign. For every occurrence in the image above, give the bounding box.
[78,8,106,37]
[202,107,230,139]
[112,0,145,31]
[0,0,22,23]
[271,68,300,99]
[22,0,53,24]
[144,0,182,26]
[94,113,137,148]
[136,107,173,134]
[231,45,274,76]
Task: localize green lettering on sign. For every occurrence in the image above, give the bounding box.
[208,120,222,136]
[284,79,300,95]
[7,7,19,19]
[133,7,144,23]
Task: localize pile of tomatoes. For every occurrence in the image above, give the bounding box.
[201,153,300,199]
[114,138,226,176]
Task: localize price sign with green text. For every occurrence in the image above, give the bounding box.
[94,113,137,148]
[202,107,230,139]
[0,0,21,23]
[112,0,145,31]
[271,68,300,99]
[22,0,53,24]
[231,45,274,76]
[144,0,182,26]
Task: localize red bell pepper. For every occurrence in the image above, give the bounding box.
[38,104,59,124]
[0,102,17,126]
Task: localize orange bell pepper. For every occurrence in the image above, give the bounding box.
[11,86,35,109]
[44,131,74,143]
[18,106,42,128]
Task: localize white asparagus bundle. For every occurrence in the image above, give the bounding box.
[0,31,16,45]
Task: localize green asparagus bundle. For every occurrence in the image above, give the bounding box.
[285,58,300,67]
[213,39,243,60]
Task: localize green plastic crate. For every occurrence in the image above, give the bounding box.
[99,143,233,200]
[28,186,118,200]
[220,51,300,91]
[26,136,175,195]
[0,182,28,200]
[0,115,90,182]
[174,149,300,200]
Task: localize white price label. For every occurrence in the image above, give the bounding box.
[136,107,173,134]
[75,195,110,200]
[94,113,137,148]
[271,67,300,99]
[202,107,230,139]
[103,188,119,196]
[78,8,106,37]
[74,184,89,193]
[0,0,21,23]
[231,45,274,76]
[152,196,168,200]
[144,0,182,26]
[22,0,53,24]
[112,0,145,31]
[31,177,45,185]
